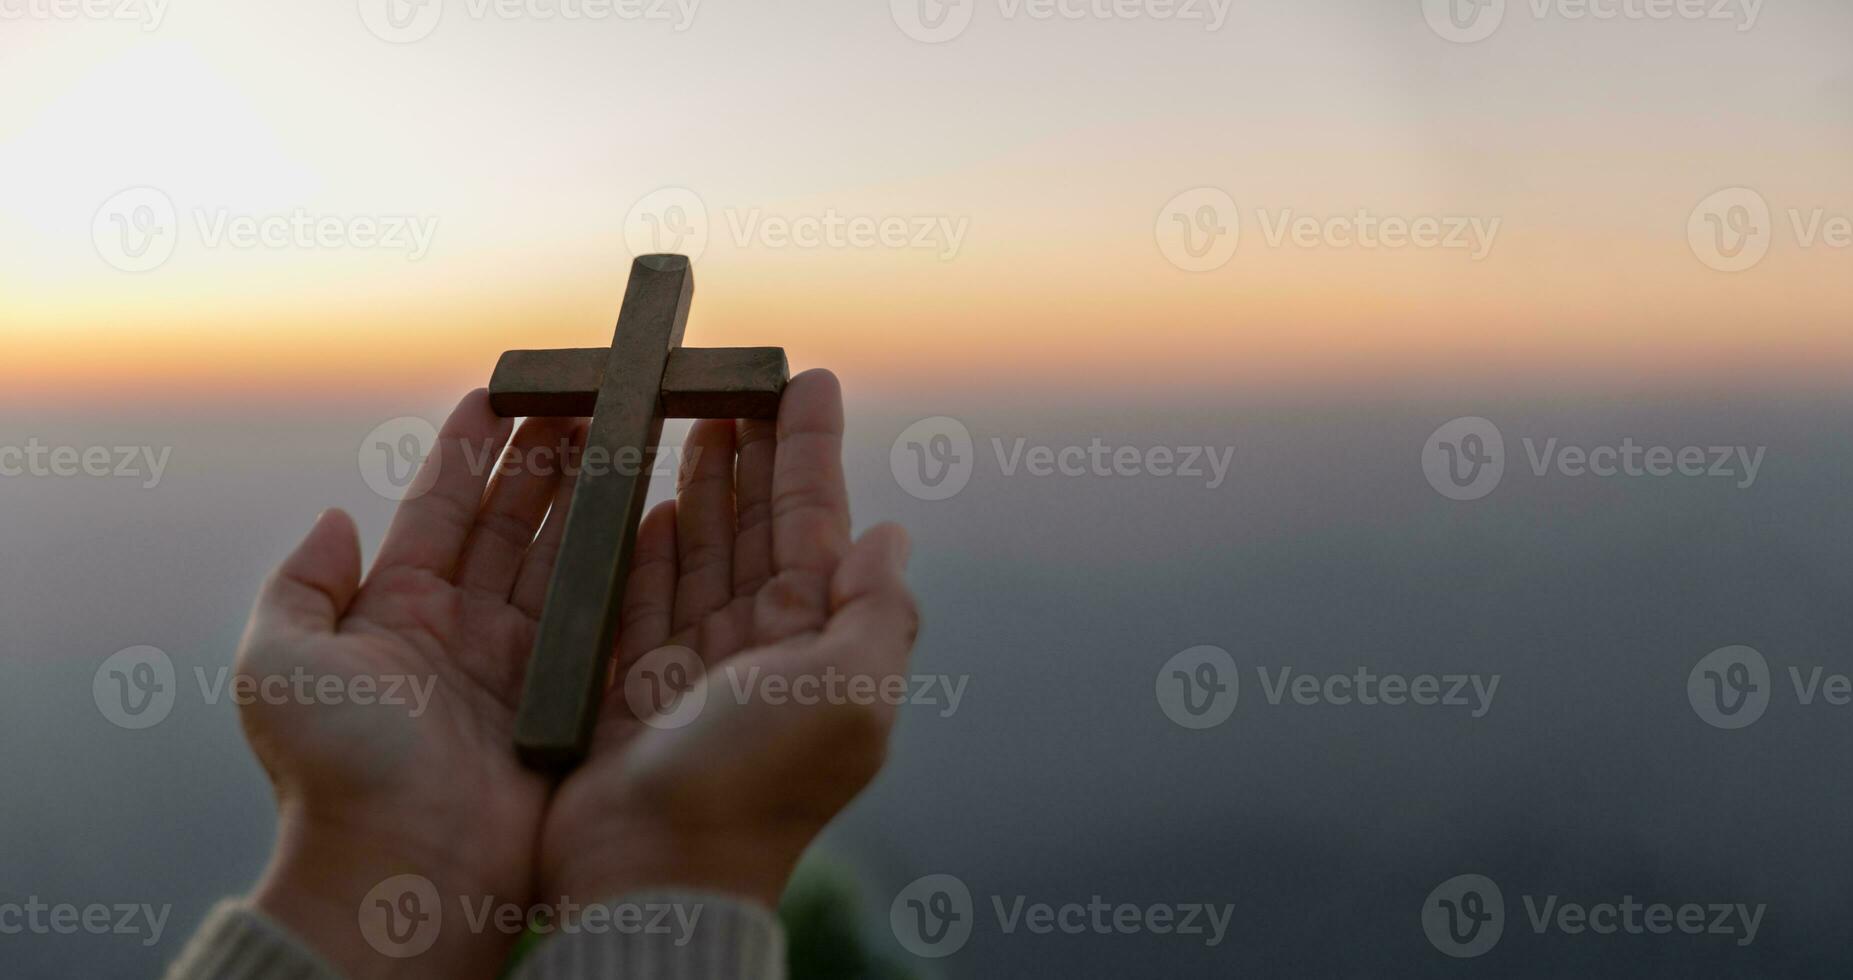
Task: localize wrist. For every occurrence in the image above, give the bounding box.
[546,819,802,913]
[253,807,526,980]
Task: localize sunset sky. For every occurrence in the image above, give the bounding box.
[9,6,1853,978]
[3,1,1850,405]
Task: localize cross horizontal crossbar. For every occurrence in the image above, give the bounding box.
[490,346,788,419]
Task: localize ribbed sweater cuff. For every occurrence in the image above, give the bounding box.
[163,892,785,980]
[161,900,346,980]
[512,890,786,980]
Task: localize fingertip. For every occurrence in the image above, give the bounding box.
[865,522,911,572]
[264,506,364,628]
[641,498,679,542]
[778,369,844,436]
[790,367,839,390]
[317,505,357,533]
[832,522,912,608]
[454,387,511,435]
[307,507,361,560]
[679,418,739,484]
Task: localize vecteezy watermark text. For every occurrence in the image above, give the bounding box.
[1157,188,1500,272]
[92,646,437,731]
[1425,0,1764,44]
[359,0,699,43]
[0,440,171,489]
[891,0,1234,43]
[0,0,166,30]
[358,875,704,958]
[889,874,1232,958]
[890,417,1233,502]
[1157,646,1499,730]
[1422,873,1766,958]
[621,646,967,730]
[622,187,969,263]
[1422,417,1766,501]
[0,897,170,947]
[94,188,439,273]
[357,417,697,502]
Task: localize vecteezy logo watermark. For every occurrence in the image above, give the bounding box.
[0,897,171,948]
[1687,645,1770,729]
[891,0,1232,43]
[92,187,177,273]
[93,187,439,272]
[1422,874,1766,955]
[1423,416,1505,501]
[358,0,699,43]
[623,645,710,730]
[890,874,975,957]
[0,0,167,30]
[890,417,1235,502]
[1154,645,1238,730]
[1156,189,1500,271]
[622,646,968,730]
[360,875,704,957]
[1424,0,1763,43]
[359,416,444,502]
[1689,187,1771,273]
[93,646,177,730]
[1687,645,1853,730]
[92,646,439,731]
[890,417,975,501]
[1156,188,1239,273]
[889,873,1233,958]
[0,440,172,489]
[1156,645,1499,730]
[623,187,969,263]
[361,875,443,958]
[1688,186,1852,273]
[626,187,711,262]
[1423,0,1507,43]
[1422,874,1505,958]
[1423,417,1767,501]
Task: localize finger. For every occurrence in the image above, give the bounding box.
[373,390,513,579]
[756,369,852,641]
[509,421,589,619]
[454,417,578,599]
[254,509,363,635]
[731,417,777,596]
[670,419,738,635]
[820,523,919,676]
[618,499,680,664]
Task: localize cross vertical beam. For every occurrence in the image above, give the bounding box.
[512,254,693,771]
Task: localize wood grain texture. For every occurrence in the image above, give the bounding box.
[490,346,787,419]
[513,254,693,772]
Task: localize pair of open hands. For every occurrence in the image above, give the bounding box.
[236,370,918,980]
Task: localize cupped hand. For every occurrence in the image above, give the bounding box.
[538,369,920,910]
[240,392,586,980]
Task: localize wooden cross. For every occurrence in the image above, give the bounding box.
[489,254,788,772]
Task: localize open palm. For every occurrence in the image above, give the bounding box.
[538,370,918,908]
[240,395,592,977]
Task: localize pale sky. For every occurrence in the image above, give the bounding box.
[3,0,1849,403]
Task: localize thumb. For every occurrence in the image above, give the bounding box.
[255,508,364,634]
